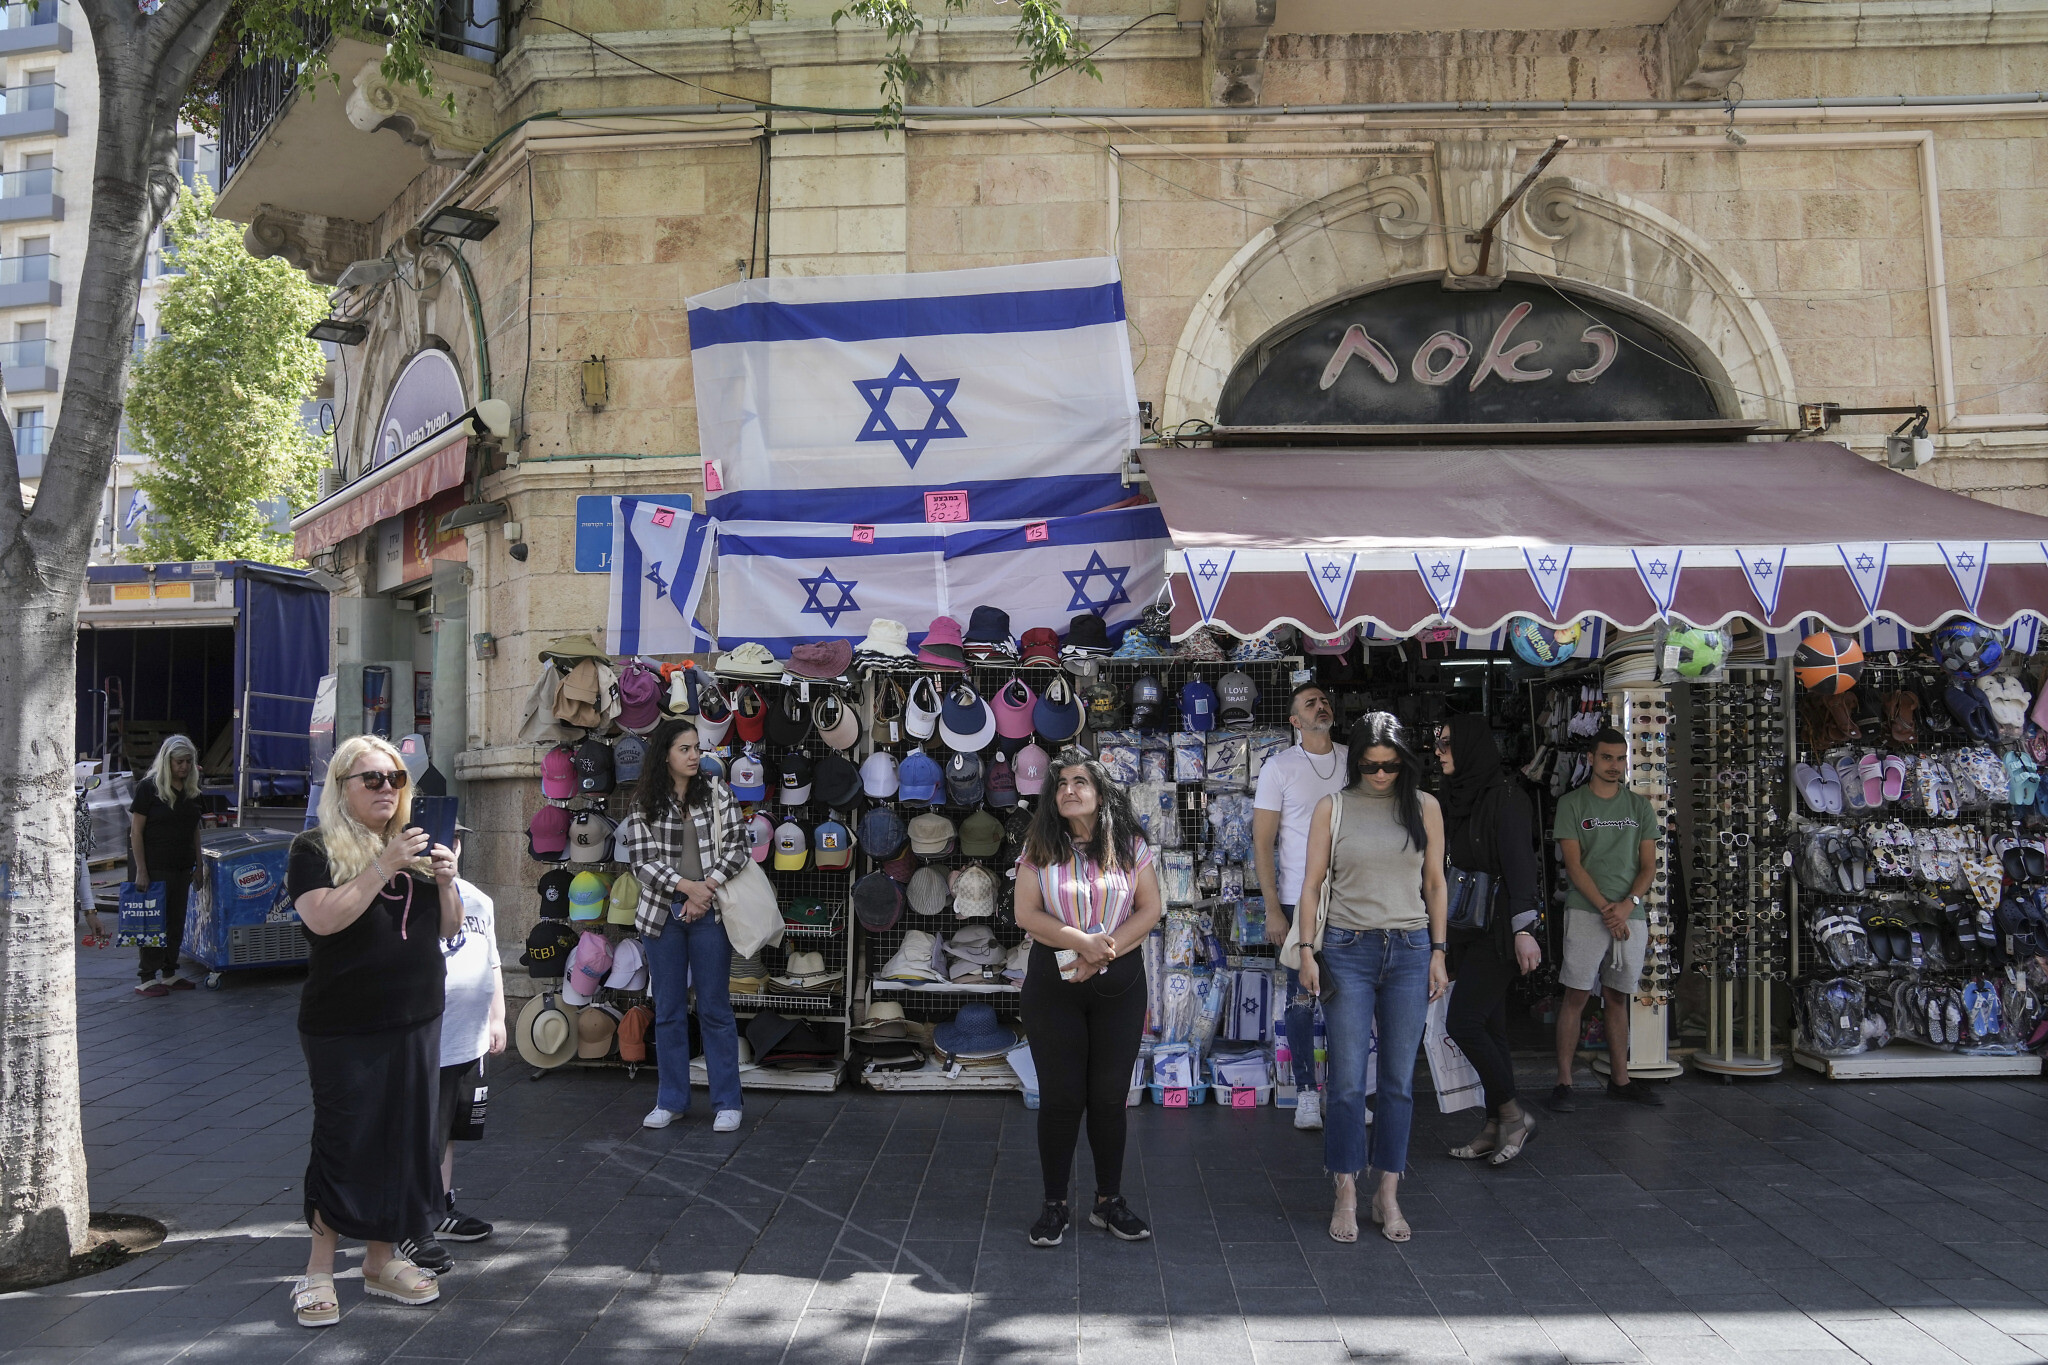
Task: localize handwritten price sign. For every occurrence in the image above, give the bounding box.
[650,507,676,529]
[1231,1087,1257,1109]
[924,490,970,523]
[851,525,875,544]
[1163,1088,1189,1108]
[702,460,724,493]
[1025,521,1050,543]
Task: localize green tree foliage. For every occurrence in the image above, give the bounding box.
[123,183,330,564]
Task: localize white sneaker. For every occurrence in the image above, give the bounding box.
[712,1109,742,1133]
[1294,1090,1324,1130]
[642,1107,678,1129]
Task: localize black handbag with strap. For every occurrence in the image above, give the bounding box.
[1445,865,1495,934]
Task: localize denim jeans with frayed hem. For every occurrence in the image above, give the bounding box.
[1277,904,1318,1090]
[1321,925,1432,1177]
[643,909,743,1115]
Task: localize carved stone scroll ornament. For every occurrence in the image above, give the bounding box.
[346,59,491,165]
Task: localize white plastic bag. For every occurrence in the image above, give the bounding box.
[1423,990,1485,1113]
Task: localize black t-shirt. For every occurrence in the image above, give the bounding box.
[129,777,201,875]
[287,829,446,1037]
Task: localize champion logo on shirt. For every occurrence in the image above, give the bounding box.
[1578,818,1640,831]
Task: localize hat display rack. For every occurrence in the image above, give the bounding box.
[1783,646,2047,1080]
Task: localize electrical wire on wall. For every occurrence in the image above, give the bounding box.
[520,159,536,454]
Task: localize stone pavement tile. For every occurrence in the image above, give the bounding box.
[1818,1315,1971,1364]
[1684,1295,1848,1354]
[574,1289,719,1351]
[1445,1314,1570,1363]
[1421,1272,1522,1316]
[1219,1240,1315,1289]
[1894,1305,2048,1365]
[1534,1309,1650,1363]
[384,1295,517,1359]
[558,1349,679,1365]
[1487,1254,1595,1308]
[461,1327,584,1365]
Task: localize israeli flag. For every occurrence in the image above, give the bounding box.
[687,258,1140,524]
[711,505,1168,653]
[1631,547,1684,617]
[607,498,715,656]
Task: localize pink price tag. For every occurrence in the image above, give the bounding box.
[1163,1088,1189,1109]
[924,490,970,523]
[1025,521,1050,543]
[852,525,875,544]
[1424,625,1459,644]
[1231,1087,1256,1109]
[701,460,724,493]
[649,507,676,529]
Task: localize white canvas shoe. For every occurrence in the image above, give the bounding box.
[643,1107,678,1129]
[1294,1089,1324,1131]
[713,1110,742,1133]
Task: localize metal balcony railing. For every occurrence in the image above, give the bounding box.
[0,337,49,368]
[0,166,57,198]
[0,82,60,114]
[14,422,44,460]
[0,1,63,30]
[0,251,52,285]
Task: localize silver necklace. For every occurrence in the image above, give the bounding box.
[1303,745,1338,781]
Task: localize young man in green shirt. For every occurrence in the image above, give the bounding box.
[1549,728,1663,1111]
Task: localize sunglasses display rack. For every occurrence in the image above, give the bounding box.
[1684,665,1792,1080]
[1521,671,1615,1004]
[1787,657,2044,1080]
[1588,684,1685,1081]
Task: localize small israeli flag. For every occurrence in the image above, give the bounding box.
[1736,547,1788,620]
[607,499,715,655]
[1303,552,1355,623]
[1522,547,1572,618]
[1185,550,1235,624]
[1836,543,1890,617]
[1939,542,1991,614]
[1630,548,1684,618]
[1413,550,1467,618]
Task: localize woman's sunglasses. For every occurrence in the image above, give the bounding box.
[347,769,409,791]
[1358,760,1403,775]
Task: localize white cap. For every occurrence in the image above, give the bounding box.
[860,751,900,798]
[905,676,942,740]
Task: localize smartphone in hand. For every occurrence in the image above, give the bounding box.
[409,795,459,852]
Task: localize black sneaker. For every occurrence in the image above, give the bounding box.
[395,1234,453,1274]
[435,1195,493,1243]
[1027,1201,1069,1247]
[1545,1083,1577,1113]
[1088,1196,1151,1242]
[1606,1078,1666,1108]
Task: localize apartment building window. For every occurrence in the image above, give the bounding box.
[2,234,50,286]
[15,406,44,462]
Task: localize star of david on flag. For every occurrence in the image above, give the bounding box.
[1630,547,1685,618]
[1183,550,1235,623]
[852,356,966,466]
[1302,552,1356,623]
[1835,542,1890,617]
[799,567,862,627]
[1522,547,1572,617]
[607,498,715,654]
[1939,542,1991,614]
[1735,546,1788,619]
[1064,551,1132,616]
[1412,550,1467,619]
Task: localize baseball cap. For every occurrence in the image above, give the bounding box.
[939,681,996,753]
[853,871,904,932]
[814,693,859,751]
[607,873,640,926]
[732,685,767,744]
[812,752,862,809]
[908,812,956,858]
[537,867,574,919]
[568,870,609,921]
[1084,680,1121,731]
[567,811,616,863]
[576,1005,620,1058]
[944,751,985,807]
[1130,675,1164,729]
[860,751,900,798]
[1014,743,1051,795]
[994,678,1037,739]
[541,742,578,800]
[814,817,854,870]
[747,811,775,863]
[898,750,944,805]
[765,688,813,748]
[778,752,814,805]
[605,936,649,991]
[908,865,951,917]
[905,677,942,740]
[985,752,1018,807]
[859,807,908,859]
[1180,679,1218,732]
[617,1004,653,1062]
[564,930,614,1004]
[521,919,579,977]
[1303,625,1358,656]
[1217,670,1258,724]
[527,804,571,861]
[1034,677,1083,742]
[773,819,808,871]
[616,662,664,733]
[574,737,615,794]
[729,747,767,802]
[1020,626,1061,667]
[960,809,1004,858]
[612,733,648,784]
[952,863,997,918]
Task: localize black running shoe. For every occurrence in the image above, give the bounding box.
[1028,1201,1069,1247]
[394,1234,452,1274]
[1088,1196,1151,1242]
[435,1192,492,1243]
[1545,1083,1577,1113]
[1606,1079,1666,1108]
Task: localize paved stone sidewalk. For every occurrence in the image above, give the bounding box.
[6,945,2048,1364]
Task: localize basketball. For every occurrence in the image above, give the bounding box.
[1794,631,1864,694]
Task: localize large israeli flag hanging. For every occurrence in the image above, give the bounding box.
[710,505,1168,653]
[686,258,1140,524]
[607,498,715,655]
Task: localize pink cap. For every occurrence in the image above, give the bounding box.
[748,812,774,863]
[1014,743,1051,795]
[527,804,570,857]
[565,930,615,1003]
[616,663,663,732]
[541,743,578,800]
[993,677,1038,739]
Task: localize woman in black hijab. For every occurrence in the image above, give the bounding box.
[1434,715,1543,1165]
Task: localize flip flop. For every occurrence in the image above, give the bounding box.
[1882,754,1908,804]
[1837,758,1866,813]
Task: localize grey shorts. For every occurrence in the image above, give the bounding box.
[1559,908,1647,994]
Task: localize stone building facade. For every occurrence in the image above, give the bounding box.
[220,0,2048,964]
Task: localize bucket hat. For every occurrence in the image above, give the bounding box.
[1019,627,1061,667]
[788,639,853,680]
[918,616,968,669]
[854,870,904,931]
[616,662,664,734]
[880,928,944,982]
[1063,613,1111,657]
[515,993,579,1068]
[932,1001,1018,1057]
[855,618,913,659]
[539,634,609,665]
[716,642,783,679]
[939,681,996,752]
[963,605,1015,660]
[814,694,859,751]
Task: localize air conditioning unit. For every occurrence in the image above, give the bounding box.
[317,466,342,500]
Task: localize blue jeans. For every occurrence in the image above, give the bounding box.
[642,909,743,1115]
[1321,926,1432,1177]
[1277,904,1317,1089]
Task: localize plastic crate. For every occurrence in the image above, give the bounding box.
[1147,1082,1209,1107]
[1212,1083,1272,1108]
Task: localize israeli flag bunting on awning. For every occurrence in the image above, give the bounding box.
[1736,546,1788,620]
[607,498,716,655]
[1836,542,1890,617]
[1939,542,1991,614]
[2006,614,2043,655]
[1184,550,1235,624]
[1303,552,1356,623]
[1413,550,1467,619]
[1522,547,1572,618]
[1630,548,1684,618]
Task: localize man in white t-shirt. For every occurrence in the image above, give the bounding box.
[1253,683,1349,1131]
[401,827,504,1273]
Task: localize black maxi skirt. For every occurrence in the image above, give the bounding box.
[301,1017,442,1242]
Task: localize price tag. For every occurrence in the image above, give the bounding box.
[1163,1088,1189,1108]
[702,460,724,493]
[1424,625,1457,644]
[798,680,811,701]
[1290,668,1313,686]
[947,1062,963,1079]
[1025,521,1050,543]
[924,490,970,523]
[852,524,875,544]
[650,506,676,529]
[1231,1087,1256,1109]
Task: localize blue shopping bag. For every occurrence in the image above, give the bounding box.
[115,880,167,948]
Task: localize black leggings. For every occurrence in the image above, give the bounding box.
[1021,944,1147,1203]
[1446,932,1518,1115]
[137,867,193,981]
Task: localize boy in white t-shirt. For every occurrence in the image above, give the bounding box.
[1252,683,1349,1132]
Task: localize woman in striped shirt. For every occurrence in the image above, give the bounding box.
[1013,748,1164,1249]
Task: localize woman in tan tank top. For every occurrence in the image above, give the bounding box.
[1296,713,1448,1246]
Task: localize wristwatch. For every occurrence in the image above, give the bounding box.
[1630,895,1644,908]
[1430,941,1448,953]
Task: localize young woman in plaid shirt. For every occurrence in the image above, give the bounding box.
[615,717,754,1132]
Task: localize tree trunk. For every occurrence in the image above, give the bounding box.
[0,0,230,1283]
